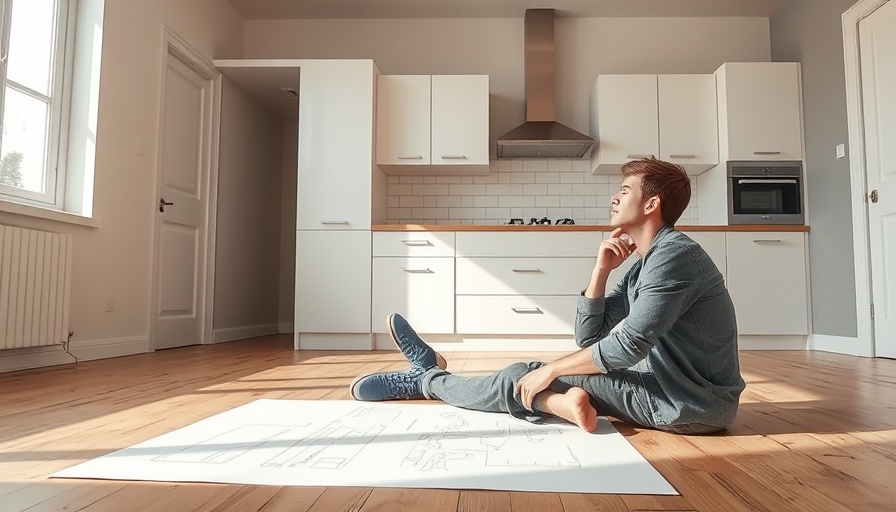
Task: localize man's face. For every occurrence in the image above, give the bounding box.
[610,175,649,229]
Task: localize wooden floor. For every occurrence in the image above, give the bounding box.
[0,337,894,511]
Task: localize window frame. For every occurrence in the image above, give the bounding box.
[0,0,74,209]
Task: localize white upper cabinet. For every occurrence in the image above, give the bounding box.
[658,74,719,173]
[296,60,377,230]
[376,74,489,175]
[590,74,718,175]
[375,75,431,167]
[716,62,803,161]
[590,74,658,174]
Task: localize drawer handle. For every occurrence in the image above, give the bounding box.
[626,154,655,159]
[511,307,543,314]
[320,220,349,225]
[752,151,782,155]
[512,268,543,273]
[398,155,424,160]
[441,155,467,160]
[401,239,434,246]
[752,239,782,244]
[403,268,434,274]
[669,154,695,159]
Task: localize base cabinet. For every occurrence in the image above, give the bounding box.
[725,232,808,335]
[295,230,371,333]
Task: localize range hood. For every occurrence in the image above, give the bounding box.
[496,9,594,159]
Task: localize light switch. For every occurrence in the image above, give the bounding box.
[835,143,846,160]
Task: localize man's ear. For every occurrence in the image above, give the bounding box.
[646,196,660,213]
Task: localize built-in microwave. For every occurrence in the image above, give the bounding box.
[727,161,804,225]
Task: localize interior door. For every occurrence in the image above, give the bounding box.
[151,47,216,350]
[860,0,896,358]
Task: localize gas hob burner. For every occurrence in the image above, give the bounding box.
[506,218,575,225]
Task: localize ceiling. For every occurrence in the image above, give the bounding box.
[226,0,791,20]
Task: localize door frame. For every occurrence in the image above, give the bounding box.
[842,0,890,357]
[149,27,222,349]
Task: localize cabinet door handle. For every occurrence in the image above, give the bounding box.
[511,307,543,314]
[403,268,434,274]
[752,239,782,244]
[512,268,543,273]
[401,239,434,246]
[440,155,467,160]
[669,154,696,159]
[398,155,424,160]
[320,220,349,225]
[752,151,782,155]
[626,154,655,159]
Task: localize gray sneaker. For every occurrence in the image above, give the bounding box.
[349,366,429,401]
[388,313,447,370]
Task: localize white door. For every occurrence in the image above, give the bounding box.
[860,1,896,358]
[152,42,218,350]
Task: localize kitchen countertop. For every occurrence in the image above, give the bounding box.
[372,224,810,232]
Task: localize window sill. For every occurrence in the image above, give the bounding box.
[0,200,100,228]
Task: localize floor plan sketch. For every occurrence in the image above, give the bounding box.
[51,399,678,494]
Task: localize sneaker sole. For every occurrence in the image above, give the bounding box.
[387,314,447,370]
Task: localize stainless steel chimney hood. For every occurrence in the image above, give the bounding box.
[496,9,594,159]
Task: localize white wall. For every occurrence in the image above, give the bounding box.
[243,17,769,226]
[770,0,858,340]
[213,79,283,341]
[0,0,243,370]
[244,17,770,153]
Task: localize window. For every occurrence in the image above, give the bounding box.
[0,0,70,207]
[0,0,101,219]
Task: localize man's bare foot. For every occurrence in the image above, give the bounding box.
[534,387,599,432]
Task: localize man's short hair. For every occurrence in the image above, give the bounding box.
[621,158,691,225]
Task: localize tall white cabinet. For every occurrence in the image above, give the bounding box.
[293,60,384,350]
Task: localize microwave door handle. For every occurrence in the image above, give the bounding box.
[737,179,799,184]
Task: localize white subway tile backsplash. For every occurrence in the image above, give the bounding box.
[548,184,573,196]
[523,184,548,196]
[536,195,560,207]
[384,159,699,225]
[473,196,499,208]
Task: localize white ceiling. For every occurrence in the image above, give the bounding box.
[226,0,791,20]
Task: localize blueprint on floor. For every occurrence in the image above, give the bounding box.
[50,399,677,494]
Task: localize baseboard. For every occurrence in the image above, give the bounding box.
[278,322,294,334]
[298,333,373,350]
[737,335,808,350]
[0,336,149,374]
[213,324,280,343]
[810,334,872,357]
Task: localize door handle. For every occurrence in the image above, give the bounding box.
[159,198,174,212]
[870,190,879,203]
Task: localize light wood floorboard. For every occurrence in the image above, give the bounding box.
[0,336,894,511]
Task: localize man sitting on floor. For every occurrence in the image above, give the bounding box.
[349,157,746,435]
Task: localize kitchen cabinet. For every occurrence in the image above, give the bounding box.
[716,62,803,161]
[590,74,718,175]
[372,232,455,334]
[295,230,372,334]
[376,74,489,175]
[455,232,600,335]
[296,60,381,230]
[725,231,808,335]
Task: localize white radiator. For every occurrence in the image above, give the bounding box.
[0,225,72,349]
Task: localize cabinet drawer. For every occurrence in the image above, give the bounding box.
[456,232,601,257]
[456,295,578,335]
[456,257,592,295]
[372,257,455,334]
[373,232,455,257]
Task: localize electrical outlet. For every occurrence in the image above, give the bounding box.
[105,297,115,312]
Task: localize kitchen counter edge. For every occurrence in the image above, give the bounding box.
[371,224,810,232]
